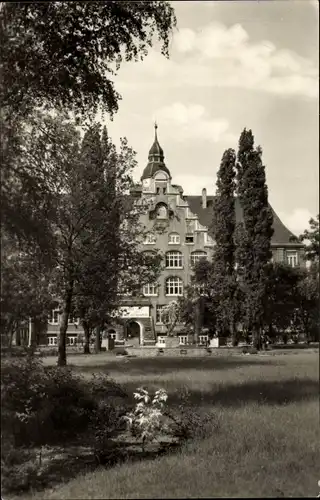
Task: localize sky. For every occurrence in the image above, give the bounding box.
[103,0,319,236]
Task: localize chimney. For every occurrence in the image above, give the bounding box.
[202,188,207,208]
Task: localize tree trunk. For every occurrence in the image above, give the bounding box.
[83,322,91,354]
[194,298,202,345]
[231,325,238,347]
[94,325,102,353]
[57,280,74,367]
[28,317,36,347]
[15,323,21,346]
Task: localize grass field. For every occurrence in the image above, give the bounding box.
[19,350,319,499]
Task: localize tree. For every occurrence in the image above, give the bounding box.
[211,148,238,344]
[299,215,319,262]
[293,263,319,342]
[34,118,162,364]
[263,263,300,339]
[235,129,274,349]
[1,2,176,258]
[0,110,59,258]
[180,259,217,341]
[161,301,182,337]
[0,2,176,119]
[72,127,162,354]
[0,232,54,347]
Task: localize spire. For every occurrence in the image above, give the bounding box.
[154,121,158,140]
[148,121,164,163]
[141,122,171,181]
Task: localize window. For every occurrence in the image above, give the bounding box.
[156,187,160,194]
[199,335,208,345]
[143,283,158,296]
[190,251,207,266]
[156,305,165,324]
[67,336,77,346]
[166,277,183,296]
[168,233,180,245]
[157,336,166,345]
[144,232,156,244]
[179,335,189,345]
[154,171,168,180]
[49,309,59,325]
[157,205,167,219]
[166,251,183,268]
[163,187,167,195]
[48,337,57,346]
[287,251,298,267]
[185,234,194,244]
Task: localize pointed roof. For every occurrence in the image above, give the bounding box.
[148,122,164,161]
[141,123,171,180]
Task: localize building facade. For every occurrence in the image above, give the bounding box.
[45,125,305,347]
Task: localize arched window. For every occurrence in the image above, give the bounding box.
[166,277,183,296]
[168,232,180,245]
[156,205,167,219]
[190,251,207,267]
[166,251,183,268]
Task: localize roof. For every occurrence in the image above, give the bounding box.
[186,196,302,246]
[141,162,171,181]
[141,123,171,181]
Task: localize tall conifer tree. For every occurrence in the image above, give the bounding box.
[235,129,274,349]
[211,148,237,343]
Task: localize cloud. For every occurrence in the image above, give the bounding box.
[155,102,237,143]
[173,23,318,98]
[279,208,314,235]
[143,23,318,98]
[116,22,318,99]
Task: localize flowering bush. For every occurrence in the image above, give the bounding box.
[123,388,169,451]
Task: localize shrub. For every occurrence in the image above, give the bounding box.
[1,355,130,494]
[165,387,218,441]
[123,388,169,451]
[1,355,128,447]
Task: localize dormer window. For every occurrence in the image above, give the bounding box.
[185,234,194,244]
[168,233,180,244]
[144,233,156,244]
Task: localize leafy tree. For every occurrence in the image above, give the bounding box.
[299,215,319,262]
[235,129,274,349]
[211,148,238,344]
[180,259,217,340]
[293,263,319,342]
[0,232,54,347]
[161,301,182,337]
[1,2,176,118]
[0,110,59,257]
[263,263,300,338]
[34,118,161,364]
[72,127,162,354]
[1,2,176,257]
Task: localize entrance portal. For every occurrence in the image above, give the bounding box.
[127,321,141,346]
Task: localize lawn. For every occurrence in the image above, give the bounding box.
[14,350,320,499]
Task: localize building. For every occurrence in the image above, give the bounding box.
[46,124,305,348]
